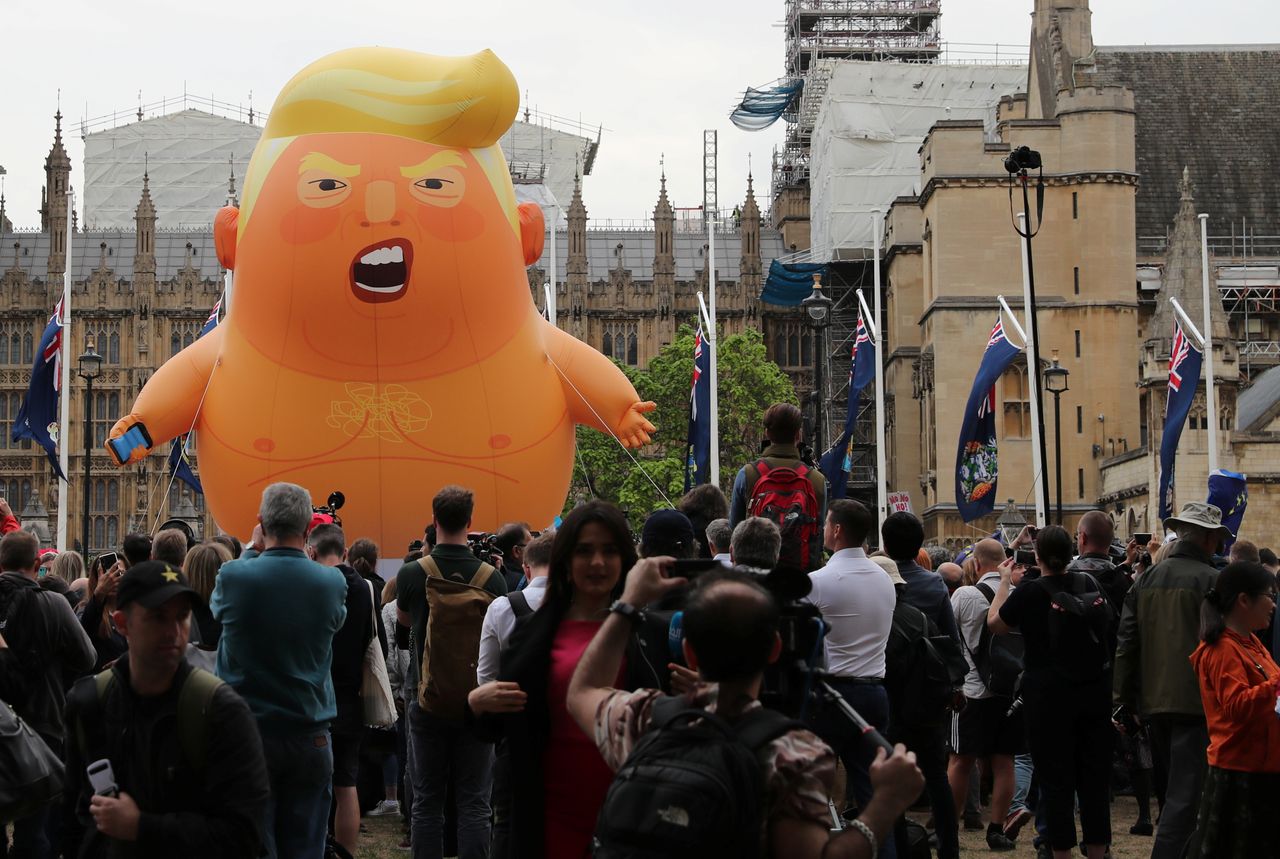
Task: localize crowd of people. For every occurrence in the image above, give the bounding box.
[1,401,1278,859]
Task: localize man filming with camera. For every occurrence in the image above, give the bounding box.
[567,558,923,859]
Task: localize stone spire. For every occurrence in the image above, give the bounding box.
[1148,168,1230,344]
[1027,0,1095,120]
[134,168,157,281]
[226,157,239,207]
[42,108,72,281]
[740,172,762,284]
[566,169,588,282]
[653,159,675,282]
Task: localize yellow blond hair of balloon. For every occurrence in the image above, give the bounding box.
[238,46,521,236]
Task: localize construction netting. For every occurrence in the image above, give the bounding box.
[730,79,804,131]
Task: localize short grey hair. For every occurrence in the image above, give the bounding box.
[259,482,313,539]
[731,517,782,570]
[706,518,732,554]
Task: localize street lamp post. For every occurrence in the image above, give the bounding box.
[1044,352,1070,525]
[998,498,1027,546]
[801,274,834,456]
[77,339,103,555]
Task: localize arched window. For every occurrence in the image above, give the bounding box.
[93,518,105,551]
[171,330,181,356]
[788,333,800,368]
[0,330,9,364]
[774,332,785,364]
[22,331,32,364]
[602,332,612,358]
[627,332,638,366]
[107,480,119,511]
[108,517,119,549]
[801,332,812,367]
[109,332,120,364]
[94,479,107,512]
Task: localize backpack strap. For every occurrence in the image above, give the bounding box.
[73,669,117,765]
[177,668,223,773]
[732,706,804,751]
[468,563,497,589]
[974,582,996,604]
[418,555,442,579]
[753,459,770,481]
[508,590,533,620]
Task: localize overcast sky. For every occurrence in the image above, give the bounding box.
[0,0,1273,228]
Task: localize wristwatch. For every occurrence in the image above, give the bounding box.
[608,600,646,625]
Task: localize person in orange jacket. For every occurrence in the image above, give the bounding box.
[1185,561,1280,857]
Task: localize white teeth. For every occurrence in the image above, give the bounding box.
[359,246,404,265]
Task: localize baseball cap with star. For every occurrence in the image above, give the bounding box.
[116,560,203,610]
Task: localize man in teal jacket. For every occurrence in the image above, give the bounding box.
[211,482,347,859]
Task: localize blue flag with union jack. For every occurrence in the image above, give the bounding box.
[819,312,876,500]
[12,300,67,480]
[955,317,1021,522]
[1159,319,1203,520]
[199,297,222,339]
[684,325,712,492]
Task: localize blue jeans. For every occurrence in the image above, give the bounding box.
[261,728,333,859]
[408,701,494,859]
[1012,753,1034,813]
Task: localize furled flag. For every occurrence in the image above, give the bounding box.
[12,300,67,479]
[1206,469,1247,550]
[684,325,712,492]
[819,312,876,500]
[1158,319,1203,520]
[199,297,222,339]
[167,435,203,495]
[955,317,1022,522]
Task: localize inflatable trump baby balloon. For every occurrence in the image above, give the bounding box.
[107,47,656,548]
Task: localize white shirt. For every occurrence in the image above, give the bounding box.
[476,577,548,685]
[951,570,1004,700]
[712,553,732,566]
[806,547,897,679]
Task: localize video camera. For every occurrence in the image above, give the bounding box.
[466,531,504,568]
[312,491,345,527]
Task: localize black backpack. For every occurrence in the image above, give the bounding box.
[593,697,802,859]
[1041,573,1115,684]
[0,574,44,705]
[971,584,1026,697]
[884,602,967,728]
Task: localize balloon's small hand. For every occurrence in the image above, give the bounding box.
[105,419,153,466]
[617,402,657,449]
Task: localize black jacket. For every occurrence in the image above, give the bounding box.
[62,659,269,859]
[470,604,667,859]
[331,563,388,734]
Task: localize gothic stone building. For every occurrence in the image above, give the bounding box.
[0,114,796,551]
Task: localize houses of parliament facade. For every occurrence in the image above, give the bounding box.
[0,111,799,551]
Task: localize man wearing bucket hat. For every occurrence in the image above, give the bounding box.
[63,561,269,858]
[1114,501,1228,859]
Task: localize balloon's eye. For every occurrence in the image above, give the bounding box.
[410,170,464,208]
[416,178,449,191]
[312,179,347,192]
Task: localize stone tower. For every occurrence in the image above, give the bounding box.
[41,111,72,290]
[653,168,675,319]
[134,171,157,286]
[740,173,763,295]
[565,171,588,339]
[1027,0,1096,120]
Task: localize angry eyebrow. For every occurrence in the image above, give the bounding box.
[400,151,467,177]
[299,152,361,177]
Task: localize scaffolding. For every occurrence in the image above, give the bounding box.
[785,0,942,76]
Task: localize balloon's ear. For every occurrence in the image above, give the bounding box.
[518,202,545,266]
[214,206,239,269]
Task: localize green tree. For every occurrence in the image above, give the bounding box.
[565,327,796,529]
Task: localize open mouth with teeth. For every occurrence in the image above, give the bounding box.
[350,239,414,303]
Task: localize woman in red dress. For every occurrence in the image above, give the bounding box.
[468,501,665,858]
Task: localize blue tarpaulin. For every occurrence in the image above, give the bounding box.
[760,260,826,306]
[730,79,803,132]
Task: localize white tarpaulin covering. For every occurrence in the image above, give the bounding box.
[84,110,261,230]
[83,108,595,230]
[810,61,1026,256]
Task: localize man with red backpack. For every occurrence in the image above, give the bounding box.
[729,404,827,572]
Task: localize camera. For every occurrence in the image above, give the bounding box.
[1003,145,1042,174]
[312,490,345,526]
[466,531,504,568]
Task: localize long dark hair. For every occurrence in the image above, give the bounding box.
[1035,525,1073,574]
[544,501,637,615]
[1200,561,1275,645]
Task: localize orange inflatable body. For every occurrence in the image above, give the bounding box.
[107,48,654,548]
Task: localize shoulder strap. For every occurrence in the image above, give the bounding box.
[753,459,770,480]
[792,461,809,478]
[74,669,117,764]
[974,583,996,603]
[508,590,532,619]
[177,668,224,773]
[419,555,442,579]
[733,707,804,751]
[469,562,496,588]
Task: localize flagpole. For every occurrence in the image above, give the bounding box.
[56,189,73,551]
[707,210,720,488]
[1016,213,1048,528]
[871,212,887,528]
[1199,213,1218,473]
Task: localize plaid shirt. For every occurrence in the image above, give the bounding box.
[593,683,837,835]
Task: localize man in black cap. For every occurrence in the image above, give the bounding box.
[62,561,269,859]
[639,509,697,560]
